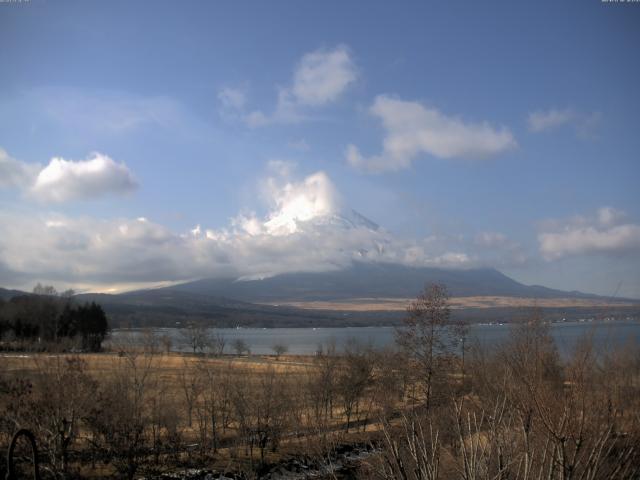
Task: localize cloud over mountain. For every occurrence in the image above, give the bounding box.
[0,167,486,290]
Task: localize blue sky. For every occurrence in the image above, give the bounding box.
[1,0,639,297]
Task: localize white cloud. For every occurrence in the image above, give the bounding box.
[596,206,626,227]
[347,95,517,173]
[0,213,221,285]
[538,207,640,260]
[291,46,357,106]
[245,91,300,127]
[0,148,40,188]
[262,171,339,235]
[527,108,601,137]
[528,108,574,132]
[474,232,509,248]
[1,147,137,203]
[243,46,356,127]
[217,86,249,123]
[218,86,247,110]
[266,159,297,178]
[474,231,527,266]
[30,153,137,203]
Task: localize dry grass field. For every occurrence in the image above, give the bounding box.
[269,295,637,311]
[0,351,314,376]
[0,348,391,478]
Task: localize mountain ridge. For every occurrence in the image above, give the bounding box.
[164,262,612,303]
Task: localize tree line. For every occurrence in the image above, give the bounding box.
[0,284,109,352]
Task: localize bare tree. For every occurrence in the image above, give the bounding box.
[180,323,211,354]
[232,338,249,356]
[375,413,441,480]
[141,328,160,354]
[84,348,155,479]
[337,339,374,432]
[194,358,232,454]
[211,332,226,356]
[452,318,470,383]
[32,283,58,296]
[272,342,288,360]
[396,283,452,409]
[10,356,95,476]
[147,369,179,465]
[372,347,407,418]
[160,333,172,354]
[178,359,201,428]
[307,340,338,432]
[250,368,291,464]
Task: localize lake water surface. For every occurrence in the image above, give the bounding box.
[109,320,640,357]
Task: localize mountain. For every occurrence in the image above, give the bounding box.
[0,287,28,300]
[2,265,638,329]
[312,208,380,231]
[166,262,604,303]
[100,263,638,327]
[74,288,397,328]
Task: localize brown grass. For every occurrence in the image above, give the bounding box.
[267,295,637,311]
[0,351,314,377]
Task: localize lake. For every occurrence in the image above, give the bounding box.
[108,319,640,357]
